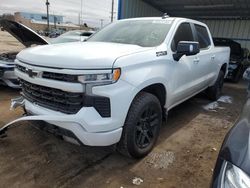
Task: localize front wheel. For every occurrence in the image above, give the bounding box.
[117,92,162,158]
[206,70,225,101]
[232,66,243,83]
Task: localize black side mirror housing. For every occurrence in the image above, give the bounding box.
[243,67,250,93]
[243,67,250,81]
[173,41,200,61]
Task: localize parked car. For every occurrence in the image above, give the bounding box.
[0,20,93,88]
[50,30,94,44]
[0,19,48,88]
[213,38,246,83]
[210,68,250,188]
[2,17,230,158]
[48,31,61,38]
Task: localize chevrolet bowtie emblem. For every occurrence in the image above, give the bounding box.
[26,68,38,78]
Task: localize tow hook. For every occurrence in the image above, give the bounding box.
[10,96,24,110]
[0,127,8,138]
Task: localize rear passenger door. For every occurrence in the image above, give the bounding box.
[193,24,216,87]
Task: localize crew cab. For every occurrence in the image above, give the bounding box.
[4,17,230,158]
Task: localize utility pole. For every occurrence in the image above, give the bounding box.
[54,16,57,29]
[80,0,83,29]
[111,0,114,22]
[78,13,81,29]
[46,0,50,32]
[100,19,104,28]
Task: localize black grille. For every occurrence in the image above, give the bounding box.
[84,96,111,118]
[0,67,14,77]
[42,72,78,83]
[20,79,84,114]
[20,79,111,117]
[16,64,26,73]
[16,65,78,83]
[0,69,4,77]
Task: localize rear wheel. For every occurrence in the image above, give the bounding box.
[206,70,225,101]
[232,66,243,83]
[117,92,162,158]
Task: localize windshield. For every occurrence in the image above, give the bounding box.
[50,37,80,44]
[61,30,82,36]
[88,19,173,47]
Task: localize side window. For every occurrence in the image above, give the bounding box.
[171,23,194,51]
[194,24,211,49]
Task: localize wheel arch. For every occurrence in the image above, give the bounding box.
[140,83,167,108]
[220,63,228,76]
[131,82,168,119]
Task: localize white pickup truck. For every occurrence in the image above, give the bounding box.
[2,17,230,158]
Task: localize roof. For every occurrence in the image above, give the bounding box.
[142,0,250,19]
[120,17,175,21]
[118,17,208,27]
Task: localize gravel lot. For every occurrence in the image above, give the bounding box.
[0,30,248,188]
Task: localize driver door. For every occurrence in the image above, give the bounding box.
[170,22,201,106]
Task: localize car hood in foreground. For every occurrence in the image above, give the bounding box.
[0,19,49,47]
[17,42,151,69]
[219,98,250,176]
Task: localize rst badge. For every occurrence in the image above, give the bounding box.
[156,51,168,57]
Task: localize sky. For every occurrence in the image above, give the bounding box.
[0,0,118,27]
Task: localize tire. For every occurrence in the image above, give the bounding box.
[117,92,162,158]
[206,70,225,101]
[232,67,243,83]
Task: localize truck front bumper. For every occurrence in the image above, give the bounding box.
[6,62,139,146]
[17,99,123,146]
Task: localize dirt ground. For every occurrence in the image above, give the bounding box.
[0,30,248,188]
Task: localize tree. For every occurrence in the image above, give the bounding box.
[83,23,88,28]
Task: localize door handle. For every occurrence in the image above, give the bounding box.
[193,58,200,64]
[211,55,215,60]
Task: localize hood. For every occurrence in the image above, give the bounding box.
[0,19,48,47]
[219,98,250,176]
[17,42,150,69]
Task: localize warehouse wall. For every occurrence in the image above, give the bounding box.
[118,1,250,51]
[118,0,162,20]
[201,19,250,50]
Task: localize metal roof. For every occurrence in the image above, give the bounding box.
[142,0,250,19]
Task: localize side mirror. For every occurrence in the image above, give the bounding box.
[243,67,250,93]
[173,41,200,61]
[243,67,250,81]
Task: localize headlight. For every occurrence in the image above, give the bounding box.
[78,68,121,84]
[221,161,250,188]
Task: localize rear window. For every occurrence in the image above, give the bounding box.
[81,32,93,37]
[194,24,211,49]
